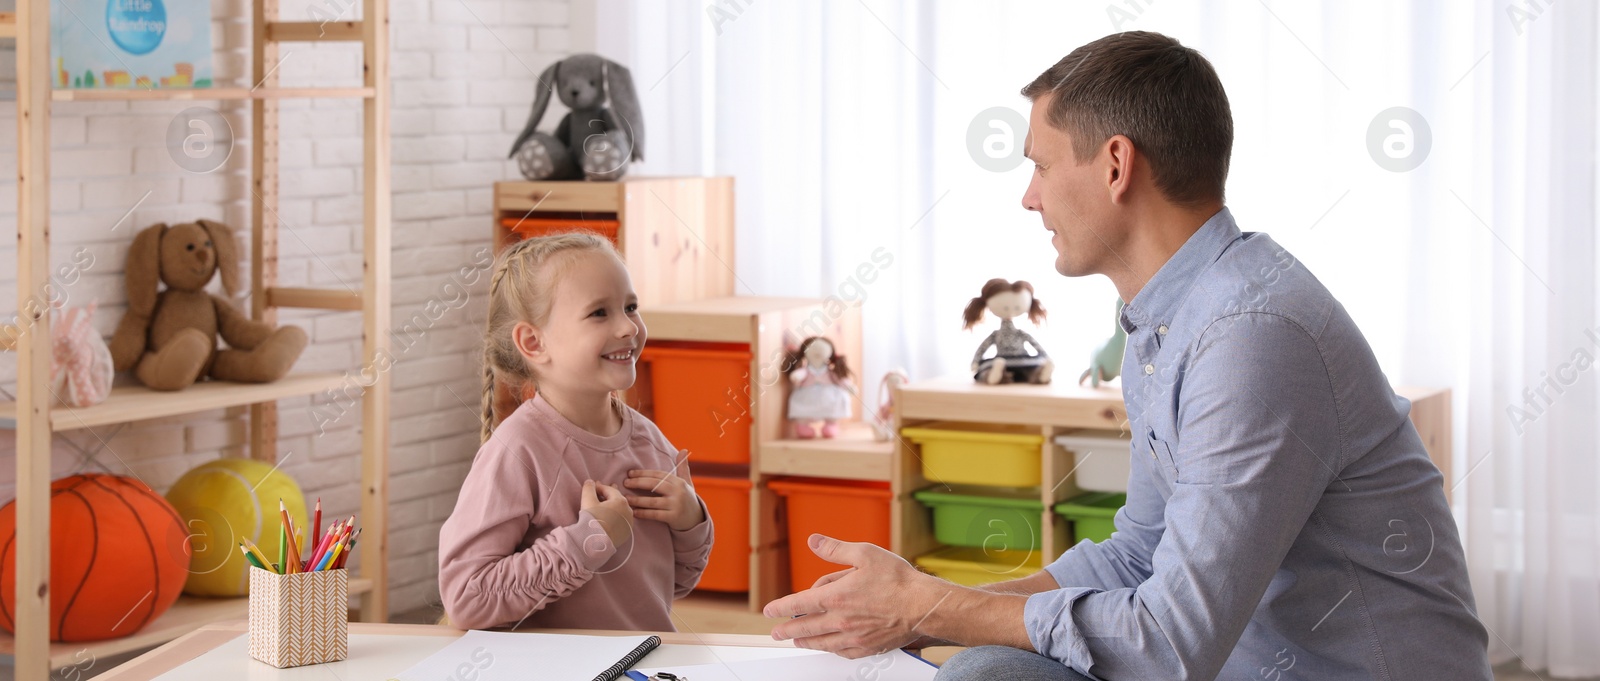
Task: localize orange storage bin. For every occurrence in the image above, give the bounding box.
[501,217,620,247]
[767,477,892,593]
[692,475,751,592]
[640,342,753,465]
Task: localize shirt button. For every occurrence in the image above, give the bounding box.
[1157,325,1168,335]
[1144,364,1155,375]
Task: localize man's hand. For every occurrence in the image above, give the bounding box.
[763,534,952,659]
[624,469,704,531]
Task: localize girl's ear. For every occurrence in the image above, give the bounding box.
[512,321,547,365]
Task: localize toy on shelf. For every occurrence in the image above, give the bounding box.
[166,457,310,596]
[0,474,189,642]
[109,220,308,391]
[783,336,854,438]
[872,368,909,441]
[964,278,1054,385]
[508,53,643,182]
[51,301,113,407]
[1079,299,1127,388]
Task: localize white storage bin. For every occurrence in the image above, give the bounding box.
[1054,431,1133,492]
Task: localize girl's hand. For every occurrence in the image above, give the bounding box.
[624,469,705,531]
[580,480,633,548]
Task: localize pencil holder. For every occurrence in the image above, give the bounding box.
[247,566,349,668]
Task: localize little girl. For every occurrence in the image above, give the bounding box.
[438,232,713,632]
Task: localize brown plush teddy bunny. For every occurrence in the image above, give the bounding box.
[109,220,308,391]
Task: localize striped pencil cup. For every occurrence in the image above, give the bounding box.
[247,566,349,668]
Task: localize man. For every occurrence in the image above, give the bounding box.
[763,31,1491,680]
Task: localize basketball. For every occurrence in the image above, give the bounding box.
[0,474,190,642]
[165,458,308,596]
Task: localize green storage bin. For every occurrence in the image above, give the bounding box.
[1053,492,1126,543]
[913,486,1044,551]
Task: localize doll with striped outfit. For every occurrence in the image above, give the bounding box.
[965,278,1054,385]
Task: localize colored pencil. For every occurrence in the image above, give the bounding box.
[312,498,322,549]
[241,539,274,572]
[306,520,341,572]
[316,542,340,571]
[334,529,361,570]
[278,522,287,576]
[239,544,267,571]
[280,500,300,574]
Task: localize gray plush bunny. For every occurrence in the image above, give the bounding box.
[508,53,644,182]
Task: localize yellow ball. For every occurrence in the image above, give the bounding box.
[165,458,308,596]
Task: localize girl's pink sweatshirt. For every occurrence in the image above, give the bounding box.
[438,394,714,631]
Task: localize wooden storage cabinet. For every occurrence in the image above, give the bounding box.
[492,177,736,307]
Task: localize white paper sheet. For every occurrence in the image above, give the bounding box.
[636,648,939,681]
[389,630,657,681]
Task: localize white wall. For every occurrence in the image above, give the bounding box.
[0,0,571,615]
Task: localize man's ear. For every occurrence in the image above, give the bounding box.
[1104,134,1136,204]
[512,321,548,366]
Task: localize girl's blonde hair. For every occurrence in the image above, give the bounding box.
[480,231,621,443]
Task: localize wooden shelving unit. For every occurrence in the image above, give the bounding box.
[891,377,1456,569]
[2,1,391,676]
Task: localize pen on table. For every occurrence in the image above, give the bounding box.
[623,671,648,681]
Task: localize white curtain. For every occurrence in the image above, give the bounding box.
[593,0,1600,675]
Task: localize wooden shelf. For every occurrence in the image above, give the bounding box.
[642,296,838,344]
[265,286,364,311]
[897,375,1128,431]
[758,423,893,482]
[264,20,363,42]
[0,372,346,431]
[0,578,372,670]
[50,87,375,102]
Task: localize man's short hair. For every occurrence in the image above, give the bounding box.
[1021,31,1233,206]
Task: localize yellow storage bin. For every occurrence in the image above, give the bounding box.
[902,423,1045,487]
[915,546,1043,586]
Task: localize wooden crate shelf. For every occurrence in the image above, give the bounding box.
[633,296,865,611]
[492,177,735,307]
[892,377,1456,570]
[0,578,372,669]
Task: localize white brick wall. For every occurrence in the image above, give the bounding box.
[0,0,572,616]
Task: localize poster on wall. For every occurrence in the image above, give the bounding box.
[50,0,213,89]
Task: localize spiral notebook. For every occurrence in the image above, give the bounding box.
[389,630,659,681]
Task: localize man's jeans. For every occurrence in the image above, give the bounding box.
[935,646,1095,681]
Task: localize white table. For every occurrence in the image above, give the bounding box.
[93,621,818,680]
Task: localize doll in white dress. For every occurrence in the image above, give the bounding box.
[784,336,854,438]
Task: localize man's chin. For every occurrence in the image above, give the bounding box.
[1055,255,1085,278]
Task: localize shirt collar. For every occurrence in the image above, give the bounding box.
[1121,207,1241,333]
